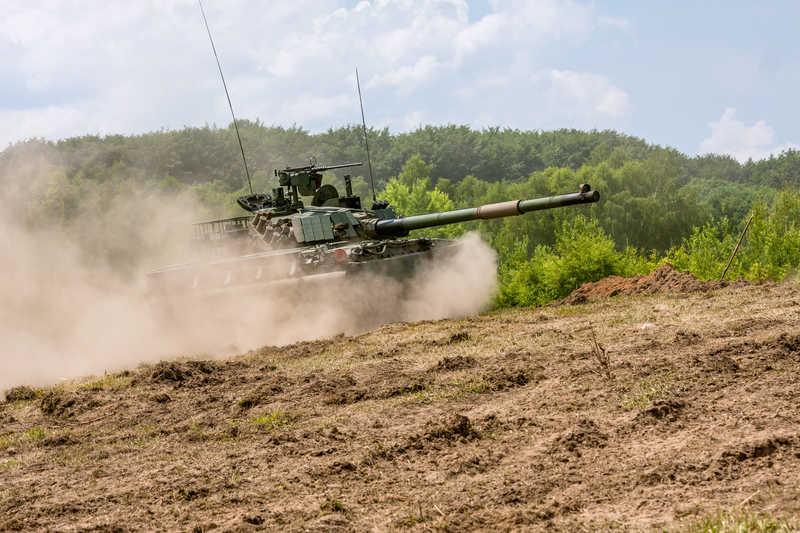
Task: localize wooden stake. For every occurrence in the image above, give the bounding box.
[720,215,754,281]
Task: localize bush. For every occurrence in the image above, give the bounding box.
[669,191,800,281]
[668,219,737,280]
[497,216,651,307]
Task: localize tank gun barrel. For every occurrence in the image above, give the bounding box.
[372,185,600,237]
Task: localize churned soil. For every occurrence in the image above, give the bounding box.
[2,281,800,531]
[562,264,751,305]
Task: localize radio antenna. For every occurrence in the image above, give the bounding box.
[355,68,377,203]
[198,0,253,194]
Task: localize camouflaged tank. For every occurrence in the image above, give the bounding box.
[147,161,600,296]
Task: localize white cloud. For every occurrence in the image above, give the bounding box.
[699,108,797,162]
[453,12,506,59]
[544,70,631,121]
[0,0,631,147]
[367,56,440,90]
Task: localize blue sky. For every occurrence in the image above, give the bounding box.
[1,0,798,161]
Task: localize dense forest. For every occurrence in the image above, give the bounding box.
[2,123,800,306]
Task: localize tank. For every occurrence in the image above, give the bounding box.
[147,161,600,296]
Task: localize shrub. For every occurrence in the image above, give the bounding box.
[668,218,737,280]
[497,216,651,307]
[669,191,800,281]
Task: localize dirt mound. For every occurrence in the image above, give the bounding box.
[563,264,743,304]
[432,355,476,372]
[3,386,37,403]
[39,390,83,418]
[148,360,222,386]
[550,418,608,454]
[425,413,479,442]
[634,399,686,423]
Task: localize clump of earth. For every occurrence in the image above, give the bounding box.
[562,263,750,304]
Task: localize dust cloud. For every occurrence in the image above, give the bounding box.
[161,231,498,351]
[0,158,498,393]
[0,155,206,392]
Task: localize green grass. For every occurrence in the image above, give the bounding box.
[0,434,13,450]
[435,378,490,401]
[250,411,290,431]
[0,427,46,450]
[687,510,795,532]
[25,427,45,441]
[0,459,22,471]
[79,373,133,391]
[462,379,490,395]
[621,372,674,410]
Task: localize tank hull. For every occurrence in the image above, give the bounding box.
[147,238,461,299]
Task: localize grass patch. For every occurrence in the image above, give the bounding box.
[321,498,347,513]
[0,459,22,471]
[79,372,133,391]
[462,380,490,394]
[621,373,673,410]
[387,387,437,407]
[25,427,45,441]
[0,427,46,450]
[128,423,164,447]
[0,434,13,450]
[185,422,208,442]
[440,378,491,399]
[687,510,795,532]
[250,410,290,431]
[407,388,432,404]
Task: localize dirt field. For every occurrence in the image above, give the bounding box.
[2,279,800,531]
